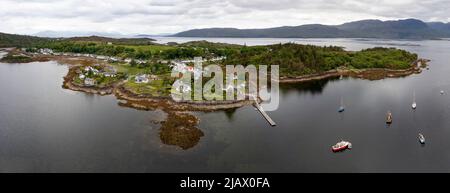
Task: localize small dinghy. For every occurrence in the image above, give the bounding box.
[412,102,417,109]
[419,133,425,144]
[386,111,393,124]
[332,140,352,152]
[412,91,417,109]
[338,97,345,113]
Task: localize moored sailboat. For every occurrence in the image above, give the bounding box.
[386,111,393,124]
[419,133,425,144]
[338,97,345,113]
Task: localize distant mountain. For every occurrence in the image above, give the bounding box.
[427,22,450,36]
[174,19,450,39]
[33,31,125,38]
[337,19,439,39]
[173,25,349,38]
[134,33,173,38]
[66,36,156,45]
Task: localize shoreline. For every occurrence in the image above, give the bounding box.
[63,65,115,95]
[114,83,254,111]
[62,64,253,111]
[280,59,428,83]
[2,50,429,111]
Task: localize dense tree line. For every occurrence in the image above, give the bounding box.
[0,32,50,48]
[26,39,417,77]
[223,43,417,76]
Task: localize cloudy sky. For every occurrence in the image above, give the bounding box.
[0,0,449,35]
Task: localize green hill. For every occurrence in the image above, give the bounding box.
[0,32,50,48]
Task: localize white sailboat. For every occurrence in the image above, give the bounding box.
[419,133,425,144]
[412,91,417,109]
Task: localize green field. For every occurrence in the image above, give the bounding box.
[121,45,174,54]
[124,79,172,97]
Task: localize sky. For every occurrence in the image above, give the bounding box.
[0,0,449,36]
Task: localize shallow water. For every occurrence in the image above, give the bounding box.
[1,38,450,172]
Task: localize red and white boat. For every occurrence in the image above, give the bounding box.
[332,140,352,152]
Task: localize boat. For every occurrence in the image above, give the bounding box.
[412,91,417,109]
[338,97,345,113]
[386,111,393,124]
[332,140,352,152]
[441,90,445,95]
[419,133,425,144]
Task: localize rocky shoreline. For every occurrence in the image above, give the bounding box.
[114,83,254,111]
[63,65,116,95]
[280,59,428,83]
[62,64,253,111]
[3,50,429,111]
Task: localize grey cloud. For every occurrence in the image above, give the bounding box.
[0,0,449,35]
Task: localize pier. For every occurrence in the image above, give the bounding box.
[252,96,277,126]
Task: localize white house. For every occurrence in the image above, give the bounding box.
[84,78,96,86]
[84,66,100,75]
[39,48,53,55]
[135,74,149,83]
[170,61,187,73]
[104,72,116,77]
[124,58,132,63]
[96,55,108,60]
[136,59,146,64]
[109,57,119,62]
[174,81,192,93]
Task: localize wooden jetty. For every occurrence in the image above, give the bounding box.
[252,96,276,126]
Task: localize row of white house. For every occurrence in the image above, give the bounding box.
[35,48,225,65]
[134,74,159,84]
[172,82,246,94]
[78,65,118,86]
[34,49,144,64]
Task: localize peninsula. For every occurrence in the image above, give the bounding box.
[0,32,427,112]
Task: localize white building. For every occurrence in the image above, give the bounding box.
[135,74,149,83]
[104,72,116,77]
[39,48,54,55]
[84,78,96,86]
[84,66,100,75]
[96,55,108,60]
[109,57,119,62]
[174,81,192,93]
